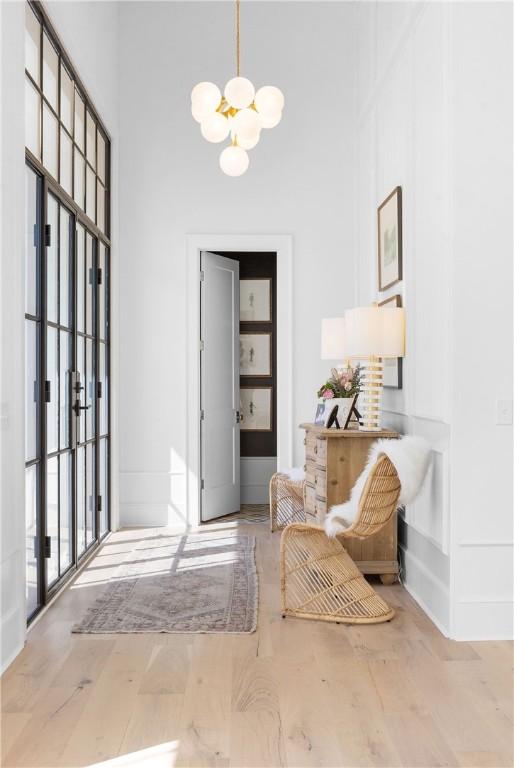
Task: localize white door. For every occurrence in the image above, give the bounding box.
[200,252,240,521]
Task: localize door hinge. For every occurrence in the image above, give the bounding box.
[97,381,102,398]
[44,380,51,403]
[44,536,51,558]
[200,270,205,281]
[98,494,102,512]
[88,267,94,285]
[97,268,103,285]
[200,409,205,420]
[201,479,205,490]
[199,340,205,351]
[44,224,51,247]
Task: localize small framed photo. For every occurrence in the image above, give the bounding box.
[378,294,403,389]
[314,396,357,429]
[240,332,272,377]
[378,186,402,291]
[240,278,272,322]
[240,387,272,431]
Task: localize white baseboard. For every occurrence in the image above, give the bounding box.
[399,542,450,637]
[452,600,514,641]
[120,502,188,529]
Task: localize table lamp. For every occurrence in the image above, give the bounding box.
[321,318,347,370]
[345,305,405,431]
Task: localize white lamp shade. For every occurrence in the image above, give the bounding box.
[255,85,285,116]
[191,82,221,119]
[345,306,405,358]
[321,317,346,360]
[219,145,249,177]
[224,77,255,109]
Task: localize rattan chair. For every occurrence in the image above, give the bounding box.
[270,472,312,532]
[280,453,401,624]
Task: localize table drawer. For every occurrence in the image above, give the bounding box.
[304,483,316,516]
[314,469,327,499]
[315,496,327,523]
[305,460,317,487]
[305,432,317,461]
[316,438,327,466]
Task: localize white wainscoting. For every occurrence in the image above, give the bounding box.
[241,457,277,505]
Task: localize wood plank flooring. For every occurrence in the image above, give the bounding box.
[1,522,513,768]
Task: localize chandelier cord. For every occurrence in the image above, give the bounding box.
[236,0,240,76]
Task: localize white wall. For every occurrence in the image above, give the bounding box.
[0,0,119,672]
[352,1,513,639]
[118,1,356,527]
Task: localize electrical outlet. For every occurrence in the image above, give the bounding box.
[496,399,513,425]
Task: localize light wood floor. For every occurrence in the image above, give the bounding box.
[1,522,513,768]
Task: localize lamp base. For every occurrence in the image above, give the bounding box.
[359,357,383,431]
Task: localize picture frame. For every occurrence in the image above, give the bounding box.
[240,332,272,377]
[240,278,272,322]
[378,186,403,291]
[378,294,403,389]
[240,387,272,431]
[314,396,357,430]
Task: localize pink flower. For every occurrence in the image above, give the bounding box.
[322,389,334,399]
[344,382,352,391]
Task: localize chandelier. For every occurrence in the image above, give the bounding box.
[190,0,284,177]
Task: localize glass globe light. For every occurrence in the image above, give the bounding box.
[191,82,221,120]
[255,85,284,117]
[233,108,260,140]
[259,111,282,129]
[224,77,255,109]
[236,132,260,150]
[219,145,249,177]
[200,113,230,143]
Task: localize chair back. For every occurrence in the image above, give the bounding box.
[342,454,401,539]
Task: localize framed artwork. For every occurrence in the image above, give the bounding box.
[314,396,357,429]
[378,186,403,291]
[240,278,272,322]
[240,332,272,376]
[378,294,403,389]
[240,387,272,431]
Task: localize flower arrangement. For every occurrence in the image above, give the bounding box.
[317,365,361,399]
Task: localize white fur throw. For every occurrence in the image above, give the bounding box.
[324,436,432,537]
[280,467,306,482]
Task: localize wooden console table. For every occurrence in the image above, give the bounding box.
[300,423,399,584]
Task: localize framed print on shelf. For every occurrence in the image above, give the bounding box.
[240,332,272,376]
[240,387,272,431]
[240,278,272,322]
[378,186,403,291]
[314,396,357,429]
[378,294,403,389]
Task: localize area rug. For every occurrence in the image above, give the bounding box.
[72,531,258,634]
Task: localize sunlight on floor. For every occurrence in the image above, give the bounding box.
[87,741,179,768]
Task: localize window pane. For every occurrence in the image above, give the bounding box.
[59,208,71,328]
[46,326,58,454]
[25,78,41,159]
[77,446,86,557]
[25,166,39,316]
[97,130,106,184]
[46,195,58,323]
[42,33,58,112]
[46,456,58,585]
[59,330,71,450]
[25,4,40,85]
[60,65,73,133]
[26,464,39,618]
[76,224,85,333]
[99,438,108,537]
[86,442,94,546]
[76,335,86,442]
[74,149,85,209]
[42,103,58,179]
[97,181,105,233]
[59,453,72,573]
[86,111,96,169]
[85,233,93,335]
[86,338,94,441]
[86,166,95,221]
[59,129,72,197]
[74,90,85,149]
[25,320,38,462]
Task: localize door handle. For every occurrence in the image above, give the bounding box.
[236,410,242,423]
[73,400,90,416]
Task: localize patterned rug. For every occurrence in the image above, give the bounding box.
[210,504,269,525]
[72,530,257,634]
